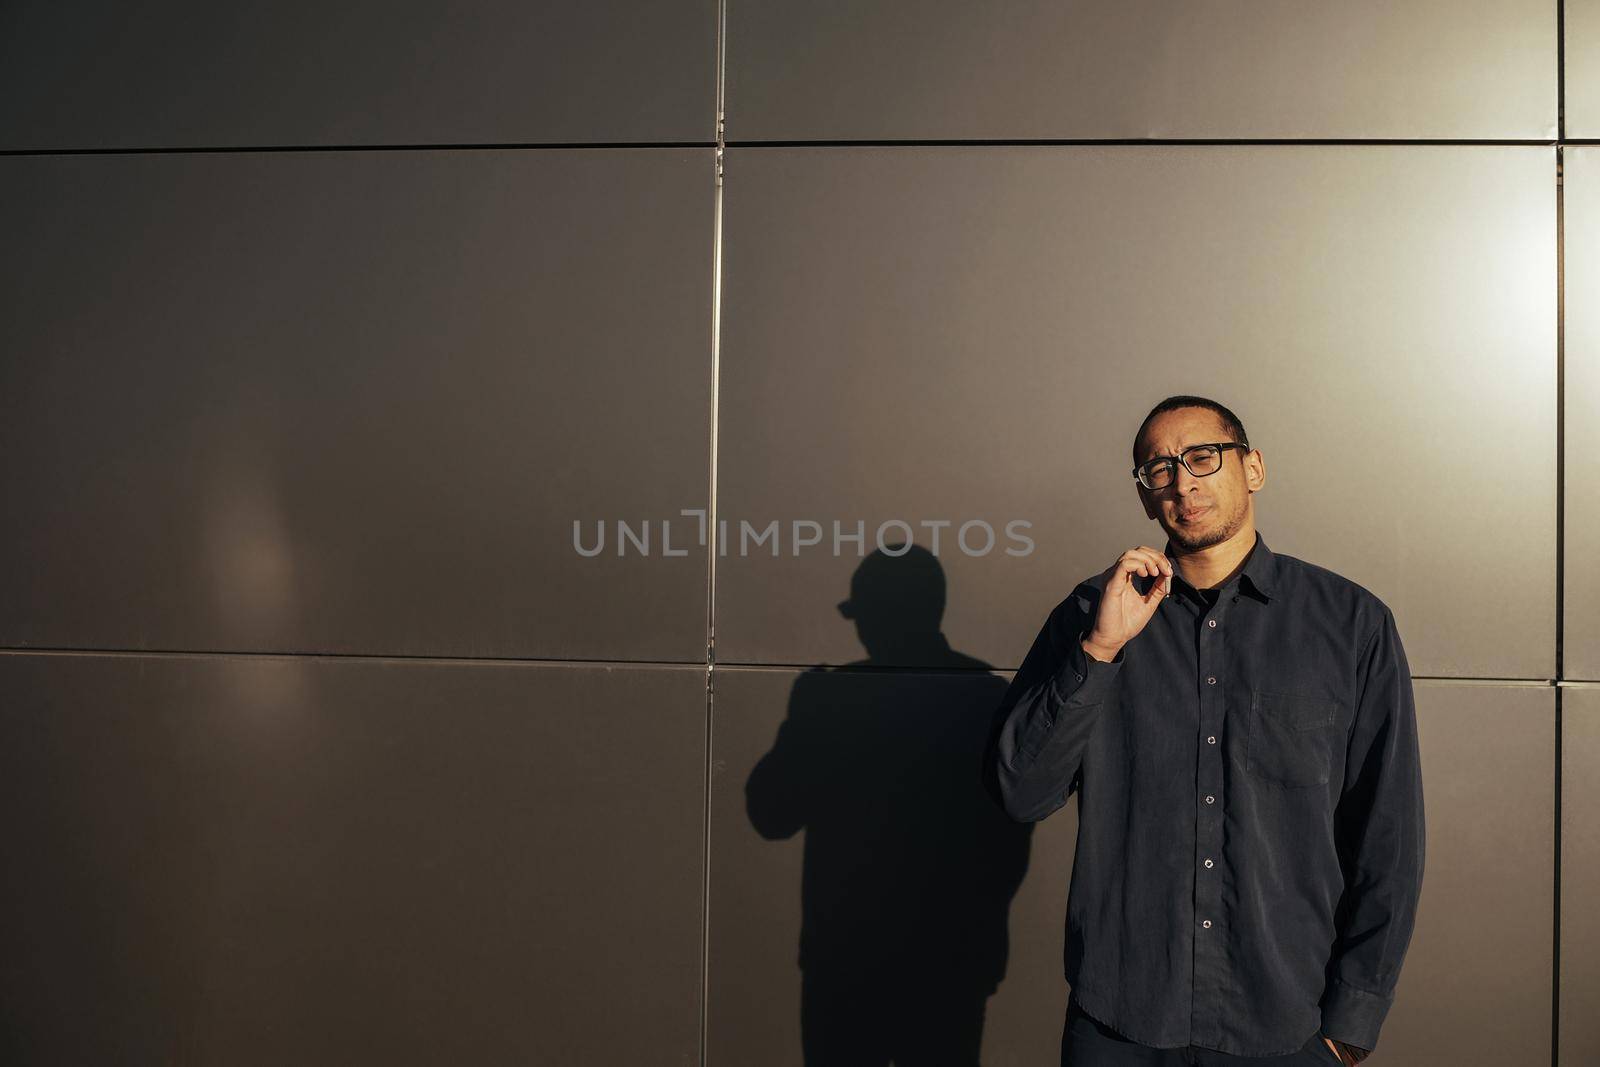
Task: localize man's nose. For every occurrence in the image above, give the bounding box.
[1173,461,1202,490]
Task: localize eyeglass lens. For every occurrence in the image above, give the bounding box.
[1142,445,1222,488]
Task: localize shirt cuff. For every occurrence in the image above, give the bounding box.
[1320,978,1393,1053]
[1051,632,1125,708]
[1335,1039,1372,1064]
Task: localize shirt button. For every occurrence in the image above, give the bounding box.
[1206,676,1216,684]
[1201,920,1212,929]
[1206,735,1216,744]
[1205,795,1215,804]
[1204,859,1213,868]
[1208,619,1217,628]
[1075,673,1083,681]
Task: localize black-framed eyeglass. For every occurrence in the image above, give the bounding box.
[1131,442,1250,490]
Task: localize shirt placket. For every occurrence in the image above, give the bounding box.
[1191,589,1231,1048]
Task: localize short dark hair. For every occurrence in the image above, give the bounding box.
[1132,395,1250,468]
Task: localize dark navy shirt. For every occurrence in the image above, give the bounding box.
[982,531,1423,1058]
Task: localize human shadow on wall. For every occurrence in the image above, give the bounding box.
[745,544,1033,1066]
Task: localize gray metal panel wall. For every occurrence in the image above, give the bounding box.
[716,146,1555,679]
[0,3,1584,1066]
[1564,148,1600,681]
[725,1,1555,140]
[0,653,706,1064]
[1562,687,1600,1066]
[1567,2,1600,137]
[0,149,713,663]
[0,1,719,149]
[709,670,1554,1065]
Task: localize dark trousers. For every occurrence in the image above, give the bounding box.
[1061,993,1346,1067]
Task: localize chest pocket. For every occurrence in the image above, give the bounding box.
[1246,689,1342,787]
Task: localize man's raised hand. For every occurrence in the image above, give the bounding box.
[1082,547,1174,661]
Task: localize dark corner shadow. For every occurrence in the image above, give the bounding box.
[744,543,1033,1067]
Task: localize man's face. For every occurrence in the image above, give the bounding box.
[1134,407,1264,552]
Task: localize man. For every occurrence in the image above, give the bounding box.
[983,396,1424,1066]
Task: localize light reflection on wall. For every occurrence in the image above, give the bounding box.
[202,452,297,636]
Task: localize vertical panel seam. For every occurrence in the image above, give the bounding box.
[701,2,727,1066]
[1551,127,1564,1067]
[1553,6,1564,1056]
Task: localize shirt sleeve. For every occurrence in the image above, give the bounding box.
[981,585,1125,823]
[1319,606,1426,1052]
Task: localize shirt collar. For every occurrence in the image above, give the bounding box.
[1163,529,1277,603]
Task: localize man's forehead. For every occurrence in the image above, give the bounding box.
[1140,415,1227,460]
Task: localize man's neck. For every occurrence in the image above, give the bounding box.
[1169,530,1255,591]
